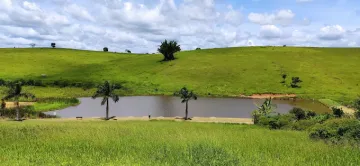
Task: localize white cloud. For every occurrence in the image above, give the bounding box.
[318,25,345,40]
[260,25,283,39]
[248,9,295,26]
[65,4,95,21]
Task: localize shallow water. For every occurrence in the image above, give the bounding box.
[46,96,330,118]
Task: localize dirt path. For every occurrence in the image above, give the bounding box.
[4,102,35,108]
[337,106,356,114]
[240,94,296,99]
[11,117,253,124]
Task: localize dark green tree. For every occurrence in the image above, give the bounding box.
[92,81,120,120]
[291,77,302,88]
[125,49,131,53]
[2,82,35,121]
[281,74,287,84]
[174,87,197,120]
[103,47,109,52]
[158,40,181,61]
[51,43,56,48]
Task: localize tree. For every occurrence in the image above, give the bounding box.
[51,43,56,48]
[2,82,35,121]
[252,98,277,124]
[92,81,121,120]
[103,47,108,52]
[196,47,201,50]
[30,43,36,48]
[291,77,302,88]
[125,49,131,53]
[174,87,197,120]
[158,40,181,61]
[281,74,287,84]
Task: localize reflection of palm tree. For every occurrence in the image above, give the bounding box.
[3,82,35,121]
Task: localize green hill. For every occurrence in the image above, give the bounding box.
[0,47,359,103]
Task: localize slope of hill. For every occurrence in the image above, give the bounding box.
[0,47,359,103]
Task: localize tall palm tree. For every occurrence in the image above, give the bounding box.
[92,81,120,120]
[2,82,35,121]
[174,87,197,120]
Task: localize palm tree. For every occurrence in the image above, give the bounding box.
[174,87,197,120]
[2,82,35,121]
[252,98,277,124]
[158,40,181,61]
[92,81,120,120]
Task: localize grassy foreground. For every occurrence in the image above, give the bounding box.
[0,120,359,165]
[0,47,360,103]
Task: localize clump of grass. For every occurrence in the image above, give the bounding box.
[33,98,80,112]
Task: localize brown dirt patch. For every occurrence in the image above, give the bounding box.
[4,102,35,108]
[240,94,296,99]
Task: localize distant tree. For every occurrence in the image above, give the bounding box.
[92,81,121,120]
[51,43,56,48]
[291,77,302,88]
[283,45,287,47]
[2,82,35,121]
[158,40,181,61]
[103,47,108,52]
[281,74,287,84]
[332,107,344,118]
[196,47,201,50]
[174,87,197,120]
[125,49,131,53]
[30,43,36,48]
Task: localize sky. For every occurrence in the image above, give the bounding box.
[0,0,359,53]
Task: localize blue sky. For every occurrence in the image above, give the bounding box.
[0,0,359,53]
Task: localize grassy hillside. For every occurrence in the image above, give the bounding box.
[0,120,359,165]
[0,47,359,103]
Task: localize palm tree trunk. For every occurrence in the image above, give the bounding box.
[106,98,109,120]
[16,101,20,121]
[185,101,189,120]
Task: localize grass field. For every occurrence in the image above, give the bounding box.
[0,120,359,165]
[0,47,359,103]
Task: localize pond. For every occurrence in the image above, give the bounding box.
[46,96,330,118]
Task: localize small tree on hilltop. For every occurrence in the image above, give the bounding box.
[174,87,197,120]
[196,47,201,50]
[30,43,36,48]
[103,47,109,52]
[125,49,131,53]
[158,40,181,61]
[51,43,56,48]
[2,82,35,121]
[291,77,302,88]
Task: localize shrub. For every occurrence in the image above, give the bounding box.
[306,110,317,118]
[291,77,302,88]
[290,119,319,131]
[0,79,5,86]
[103,47,109,52]
[290,107,306,120]
[309,119,360,144]
[258,114,295,130]
[332,107,344,118]
[355,111,360,120]
[310,113,333,123]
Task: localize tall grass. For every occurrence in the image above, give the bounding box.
[0,120,359,165]
[33,98,80,112]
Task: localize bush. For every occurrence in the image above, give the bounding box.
[103,47,108,52]
[258,114,295,129]
[355,111,360,120]
[306,110,317,118]
[310,113,333,123]
[290,107,306,120]
[0,79,5,86]
[290,77,302,88]
[332,107,344,118]
[290,119,319,131]
[309,119,360,144]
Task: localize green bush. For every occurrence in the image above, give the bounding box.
[289,107,306,120]
[332,107,344,118]
[309,119,360,144]
[290,119,319,131]
[258,114,295,129]
[310,113,333,123]
[354,111,360,120]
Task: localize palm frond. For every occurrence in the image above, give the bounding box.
[101,97,108,105]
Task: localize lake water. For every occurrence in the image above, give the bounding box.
[46,96,330,118]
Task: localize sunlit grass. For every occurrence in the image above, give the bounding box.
[0,120,359,165]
